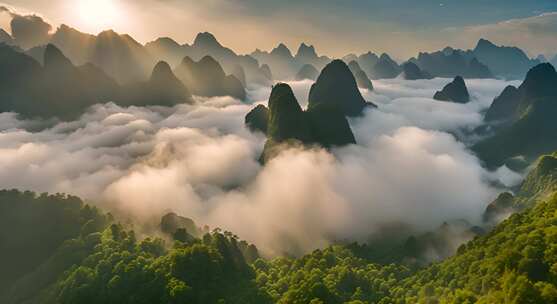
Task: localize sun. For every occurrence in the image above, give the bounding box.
[71,0,122,33]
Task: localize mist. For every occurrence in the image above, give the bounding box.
[0,78,521,255]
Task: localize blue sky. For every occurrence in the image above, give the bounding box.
[2,0,557,59]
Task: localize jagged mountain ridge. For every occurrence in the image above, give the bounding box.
[475,63,557,168]
[0,44,192,120]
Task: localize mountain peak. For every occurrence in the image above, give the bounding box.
[198,55,226,76]
[433,76,470,103]
[519,63,557,99]
[150,61,175,82]
[402,61,432,80]
[193,32,221,48]
[98,29,120,38]
[296,43,317,59]
[269,83,301,112]
[44,44,73,70]
[523,63,557,82]
[308,59,371,116]
[153,37,180,48]
[348,60,375,90]
[267,83,311,142]
[485,85,520,122]
[0,28,13,44]
[271,43,293,58]
[475,38,496,50]
[379,53,393,61]
[55,24,82,35]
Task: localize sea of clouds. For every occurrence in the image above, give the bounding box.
[0,77,523,255]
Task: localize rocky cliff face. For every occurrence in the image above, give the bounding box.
[484,86,521,122]
[475,63,557,167]
[348,61,374,90]
[308,60,374,117]
[254,83,357,162]
[433,76,470,103]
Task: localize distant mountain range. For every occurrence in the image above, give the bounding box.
[0,43,248,120]
[408,47,493,79]
[0,20,547,84]
[0,20,554,139]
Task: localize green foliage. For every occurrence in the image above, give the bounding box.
[484,152,557,223]
[48,227,270,304]
[0,190,109,298]
[393,194,557,303]
[254,245,411,304]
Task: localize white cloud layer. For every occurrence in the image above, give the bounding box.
[0,78,521,255]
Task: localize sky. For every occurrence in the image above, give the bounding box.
[1,0,557,59]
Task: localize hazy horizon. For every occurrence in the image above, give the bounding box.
[2,0,557,60]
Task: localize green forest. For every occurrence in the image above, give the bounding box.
[2,151,557,304]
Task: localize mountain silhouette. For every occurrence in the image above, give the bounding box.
[484,86,520,122]
[309,60,375,116]
[296,64,319,81]
[93,30,155,84]
[0,43,194,119]
[410,49,492,79]
[117,61,193,107]
[193,32,222,49]
[43,43,73,72]
[174,56,246,100]
[0,44,121,120]
[474,63,557,167]
[245,104,269,134]
[45,26,155,84]
[251,44,298,80]
[466,57,493,78]
[252,42,332,80]
[354,52,379,78]
[295,43,318,64]
[260,64,273,80]
[147,32,270,86]
[260,83,356,162]
[232,65,247,87]
[267,83,313,143]
[145,37,185,66]
[370,54,401,79]
[10,14,51,49]
[433,76,470,103]
[401,62,432,80]
[485,63,557,123]
[295,43,330,69]
[271,43,294,60]
[0,44,42,115]
[306,103,357,147]
[473,38,540,79]
[0,29,14,45]
[348,60,374,90]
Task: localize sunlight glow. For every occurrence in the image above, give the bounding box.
[71,0,123,33]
